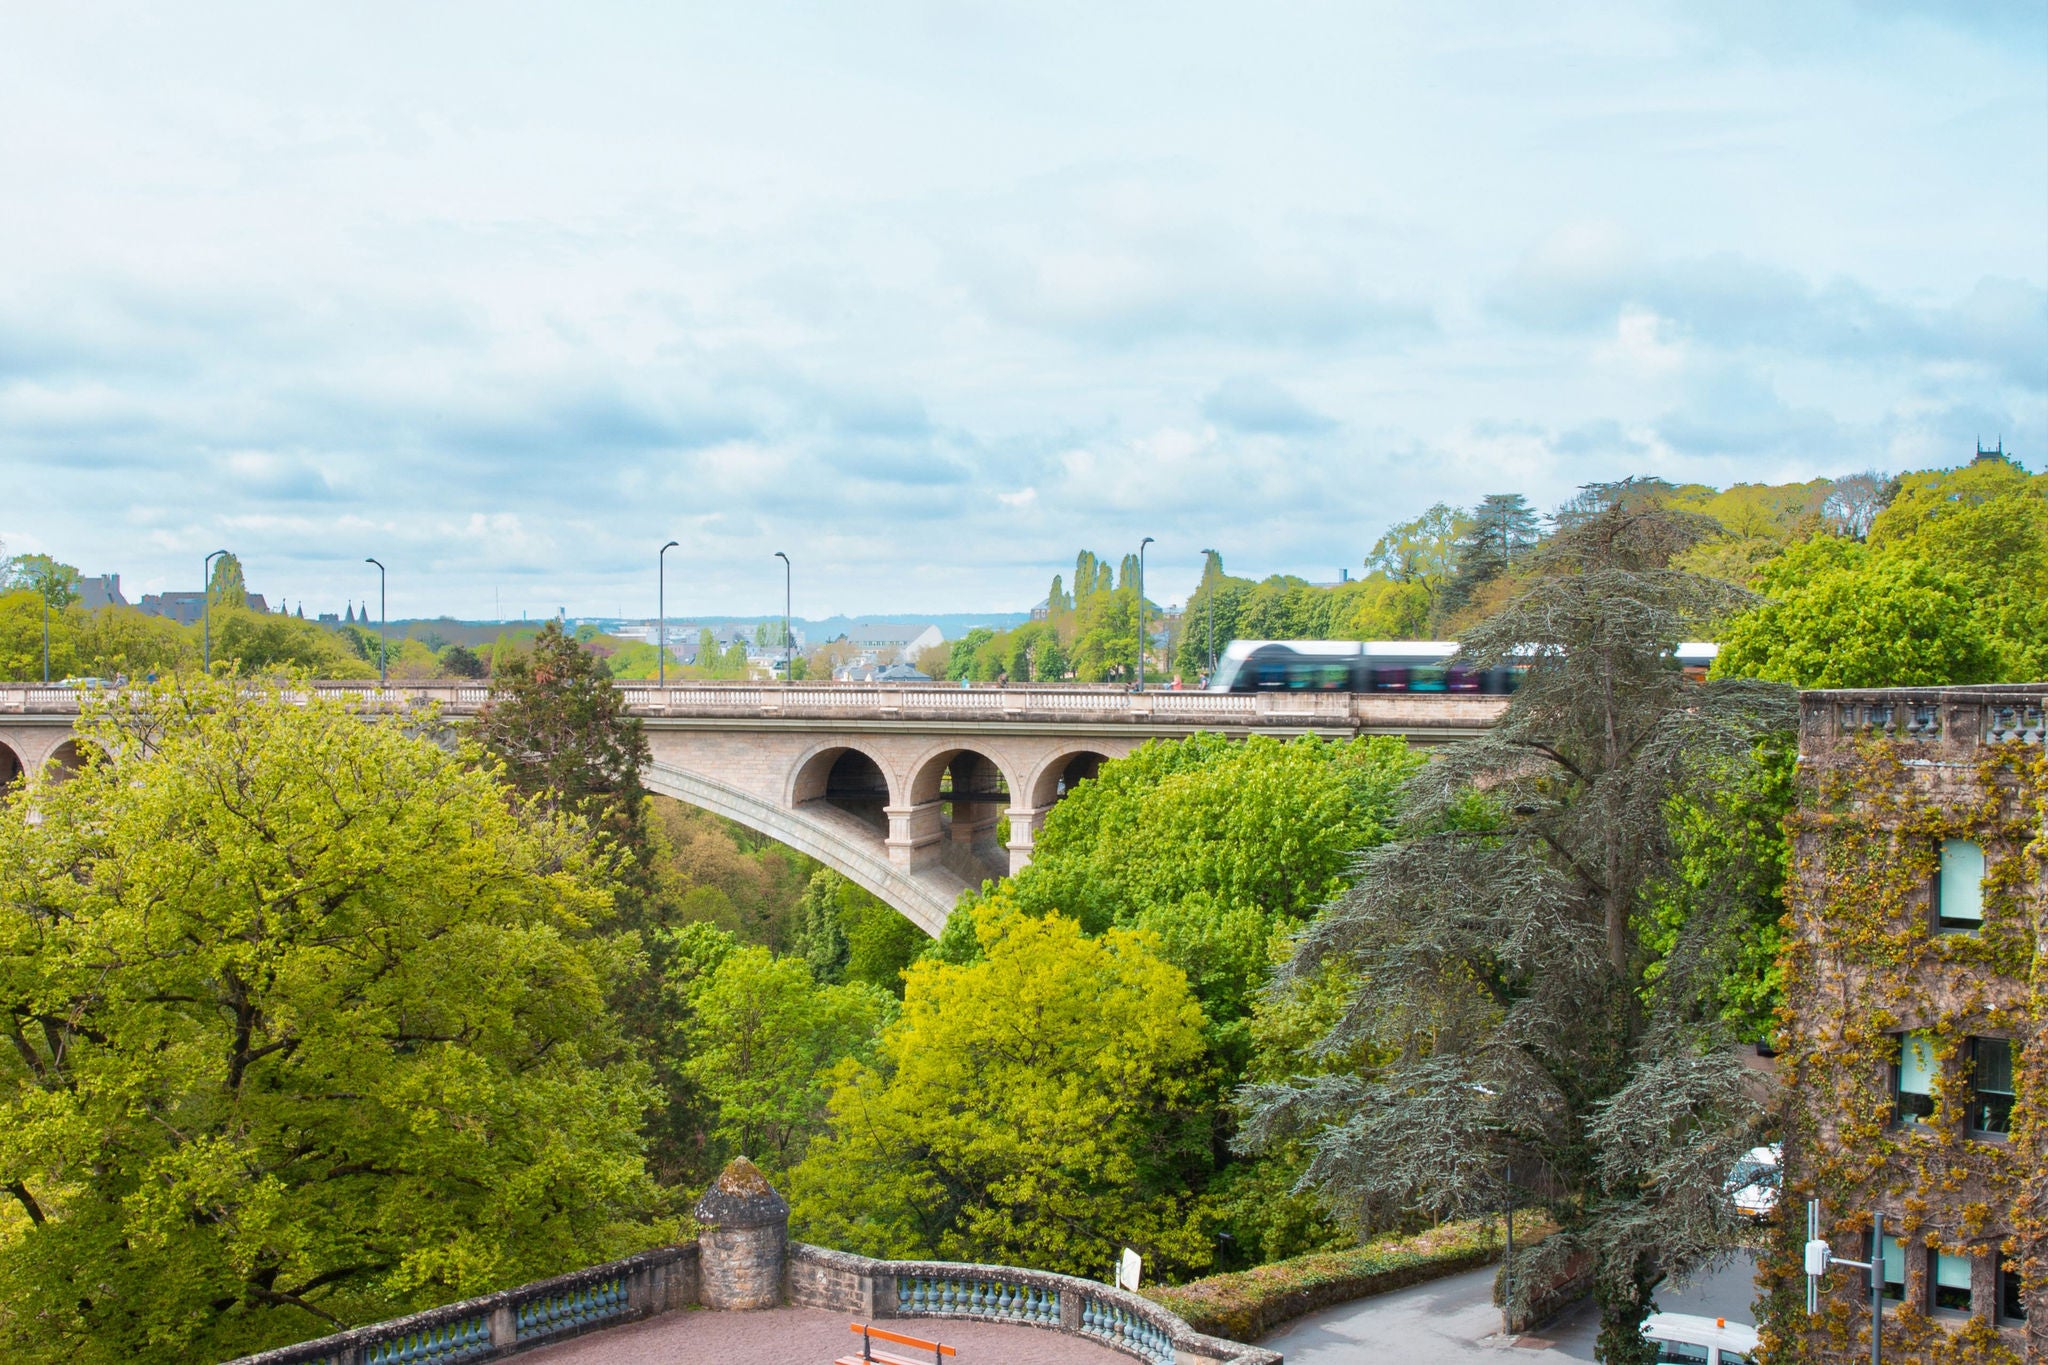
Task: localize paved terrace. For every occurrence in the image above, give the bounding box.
[515,1305,1137,1364]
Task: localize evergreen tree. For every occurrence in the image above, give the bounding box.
[1438,493,1540,622]
[1240,482,1797,1363]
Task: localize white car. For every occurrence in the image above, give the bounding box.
[1643,1312,1759,1365]
[1725,1144,1781,1221]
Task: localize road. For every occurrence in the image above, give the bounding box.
[1258,1253,1760,1364]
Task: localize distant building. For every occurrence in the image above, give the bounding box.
[1972,439,2016,467]
[848,622,943,664]
[76,574,128,610]
[139,588,270,624]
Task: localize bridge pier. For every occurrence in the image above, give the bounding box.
[1004,805,1047,876]
[884,802,944,872]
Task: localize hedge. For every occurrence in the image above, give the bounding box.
[1143,1212,1557,1343]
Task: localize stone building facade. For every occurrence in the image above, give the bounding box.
[1770,685,2044,1363]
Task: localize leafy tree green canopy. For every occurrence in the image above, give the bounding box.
[1003,732,1419,1029]
[677,940,895,1173]
[0,680,667,1364]
[1711,539,2000,687]
[1240,483,1798,1364]
[788,906,1212,1279]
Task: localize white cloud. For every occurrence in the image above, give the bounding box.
[0,2,2040,616]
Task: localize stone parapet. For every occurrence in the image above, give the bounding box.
[785,1243,1281,1365]
[221,1243,698,1365]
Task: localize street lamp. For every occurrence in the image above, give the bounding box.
[41,597,49,683]
[774,552,792,682]
[1803,1201,1888,1365]
[1200,547,1219,681]
[1136,536,1155,691]
[202,549,229,674]
[364,558,386,684]
[658,540,679,688]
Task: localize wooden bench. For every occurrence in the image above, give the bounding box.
[835,1321,958,1365]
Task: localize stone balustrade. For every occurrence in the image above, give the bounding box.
[0,680,1500,737]
[222,1160,1278,1365]
[1803,683,2048,753]
[224,1244,699,1365]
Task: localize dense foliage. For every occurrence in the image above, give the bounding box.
[788,907,1214,1278]
[0,682,669,1363]
[1240,485,1801,1363]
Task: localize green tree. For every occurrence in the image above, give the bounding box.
[0,680,667,1364]
[1711,539,2000,687]
[205,551,248,608]
[1240,483,1798,1362]
[211,609,376,678]
[439,642,488,678]
[787,906,1214,1278]
[678,944,894,1172]
[946,628,994,681]
[474,620,651,860]
[1364,503,1463,617]
[77,606,190,679]
[0,590,81,681]
[1438,493,1540,623]
[793,869,926,994]
[1,554,82,610]
[1007,733,1418,1035]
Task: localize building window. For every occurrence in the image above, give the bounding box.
[2002,1256,2028,1323]
[1935,839,1985,930]
[1929,1251,1972,1314]
[1869,1233,1906,1303]
[1892,1033,1936,1127]
[1969,1037,2016,1137]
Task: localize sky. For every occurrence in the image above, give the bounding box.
[1,2,2043,620]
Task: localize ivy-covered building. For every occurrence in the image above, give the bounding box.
[1768,685,2044,1364]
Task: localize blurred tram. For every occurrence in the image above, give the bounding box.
[1204,640,1719,694]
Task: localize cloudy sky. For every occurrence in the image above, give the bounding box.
[2,2,2043,619]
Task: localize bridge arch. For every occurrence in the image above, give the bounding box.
[1023,745,1113,810]
[646,761,961,937]
[904,743,1021,888]
[0,739,22,792]
[41,737,93,785]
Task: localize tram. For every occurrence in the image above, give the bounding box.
[1203,640,1719,694]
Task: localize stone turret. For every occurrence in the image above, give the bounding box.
[692,1157,790,1310]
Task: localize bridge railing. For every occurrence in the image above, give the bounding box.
[0,680,1506,732]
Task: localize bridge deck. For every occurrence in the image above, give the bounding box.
[0,681,1504,739]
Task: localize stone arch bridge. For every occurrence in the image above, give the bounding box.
[0,682,1505,935]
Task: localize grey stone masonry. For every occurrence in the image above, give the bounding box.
[785,1243,1280,1365]
[693,1157,791,1310]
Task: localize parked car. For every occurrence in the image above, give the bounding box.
[1642,1312,1759,1364]
[1725,1143,1782,1221]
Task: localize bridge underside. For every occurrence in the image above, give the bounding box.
[643,762,968,936]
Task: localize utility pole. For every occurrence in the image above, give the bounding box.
[1136,536,1154,690]
[1200,547,1219,680]
[774,551,792,682]
[364,558,386,684]
[658,540,679,688]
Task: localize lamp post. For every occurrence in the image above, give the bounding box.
[41,597,49,683]
[1804,1202,1886,1365]
[202,549,229,674]
[1135,536,1154,691]
[774,551,792,682]
[658,540,679,688]
[1200,547,1219,681]
[364,558,386,684]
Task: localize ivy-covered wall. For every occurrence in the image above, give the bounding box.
[1760,688,2045,1364]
